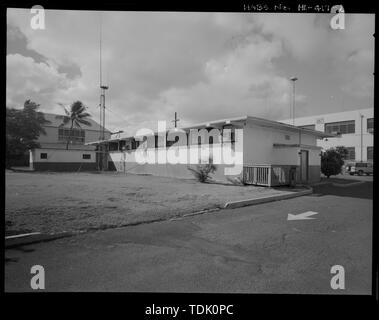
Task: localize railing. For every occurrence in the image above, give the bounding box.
[243,164,290,187]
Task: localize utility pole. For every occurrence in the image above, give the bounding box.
[290,77,298,126]
[172,112,180,128]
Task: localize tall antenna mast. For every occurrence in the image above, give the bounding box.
[100,13,103,88]
[99,13,103,141]
[98,12,109,170]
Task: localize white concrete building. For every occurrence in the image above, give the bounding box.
[30,112,111,171]
[280,108,374,162]
[88,116,332,186]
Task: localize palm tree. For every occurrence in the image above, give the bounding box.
[56,101,92,150]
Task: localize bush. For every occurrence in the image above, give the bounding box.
[188,164,217,183]
[321,148,345,178]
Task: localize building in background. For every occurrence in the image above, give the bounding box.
[280,108,374,162]
[30,113,111,171]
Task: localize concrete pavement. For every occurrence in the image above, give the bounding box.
[5,182,372,294]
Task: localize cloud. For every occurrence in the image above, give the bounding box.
[7,24,47,63]
[6,10,374,135]
[150,32,292,127]
[6,54,72,108]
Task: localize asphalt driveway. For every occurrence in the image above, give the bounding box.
[5,182,372,293]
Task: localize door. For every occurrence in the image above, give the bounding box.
[300,150,309,183]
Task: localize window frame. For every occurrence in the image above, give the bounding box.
[345,147,356,161]
[367,118,374,132]
[367,146,374,161]
[58,127,86,144]
[324,120,355,135]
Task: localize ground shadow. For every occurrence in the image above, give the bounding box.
[312,182,373,200]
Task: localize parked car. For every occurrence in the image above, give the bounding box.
[345,161,373,176]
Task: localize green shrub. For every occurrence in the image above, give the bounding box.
[321,147,345,178]
[188,164,217,183]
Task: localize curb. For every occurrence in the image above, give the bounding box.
[331,181,366,188]
[224,188,313,209]
[5,232,73,249]
[170,207,221,221]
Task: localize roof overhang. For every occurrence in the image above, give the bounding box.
[85,115,335,146]
[273,143,322,150]
[250,117,335,138]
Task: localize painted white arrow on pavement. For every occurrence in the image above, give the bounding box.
[287,211,318,220]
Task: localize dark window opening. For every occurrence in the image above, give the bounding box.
[167,135,179,147]
[345,147,355,161]
[83,154,91,159]
[367,118,374,132]
[58,128,85,143]
[40,153,47,159]
[325,120,355,134]
[367,146,374,161]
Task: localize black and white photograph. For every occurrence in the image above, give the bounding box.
[4,2,376,303]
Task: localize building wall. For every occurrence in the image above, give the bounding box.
[280,108,374,162]
[108,143,243,181]
[243,123,319,165]
[30,148,97,171]
[108,123,322,184]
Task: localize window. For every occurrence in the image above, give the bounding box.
[58,128,85,143]
[167,135,179,147]
[222,126,235,143]
[131,139,140,150]
[367,146,374,161]
[324,120,355,134]
[355,162,367,168]
[299,124,315,130]
[108,142,119,151]
[155,135,159,148]
[40,153,47,159]
[82,154,91,160]
[345,147,355,161]
[367,118,374,132]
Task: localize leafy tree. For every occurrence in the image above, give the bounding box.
[321,147,346,178]
[6,100,50,167]
[56,101,92,150]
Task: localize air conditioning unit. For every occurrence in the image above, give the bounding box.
[368,128,374,134]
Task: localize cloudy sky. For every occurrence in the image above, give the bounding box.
[7,9,374,135]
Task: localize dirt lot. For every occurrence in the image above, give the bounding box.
[5,171,289,234]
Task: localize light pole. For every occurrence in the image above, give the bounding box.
[360,113,364,162]
[290,77,298,126]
